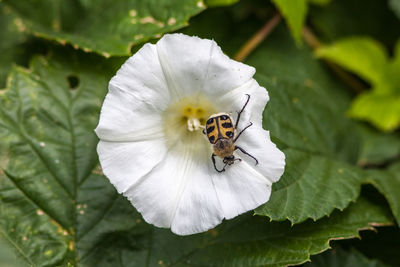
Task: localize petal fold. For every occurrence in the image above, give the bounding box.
[156,34,256,98]
[97,139,167,193]
[235,125,286,183]
[124,145,223,235]
[211,161,273,220]
[95,43,169,142]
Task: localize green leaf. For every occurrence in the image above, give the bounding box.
[0,50,116,265]
[271,0,331,44]
[389,0,400,19]
[306,248,390,267]
[67,197,396,267]
[147,197,392,267]
[272,0,308,44]
[348,92,400,132]
[205,0,240,7]
[3,0,205,56]
[366,163,400,225]
[316,37,387,86]
[317,37,400,131]
[255,149,363,223]
[0,3,26,88]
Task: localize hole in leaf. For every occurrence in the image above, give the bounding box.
[67,74,80,90]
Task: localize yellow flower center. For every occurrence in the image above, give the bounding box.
[162,94,216,155]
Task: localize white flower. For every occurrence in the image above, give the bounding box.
[95,33,285,235]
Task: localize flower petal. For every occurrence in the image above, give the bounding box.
[97,139,167,193]
[170,163,223,235]
[95,43,169,142]
[211,160,273,220]
[235,125,286,183]
[124,145,224,235]
[217,79,269,128]
[156,34,255,98]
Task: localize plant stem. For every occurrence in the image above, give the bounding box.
[234,12,281,62]
[302,26,365,93]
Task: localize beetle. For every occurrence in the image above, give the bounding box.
[203,94,258,172]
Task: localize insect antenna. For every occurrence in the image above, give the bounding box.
[235,94,250,129]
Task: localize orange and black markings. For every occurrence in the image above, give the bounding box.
[205,114,234,144]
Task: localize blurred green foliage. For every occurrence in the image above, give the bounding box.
[317,37,400,131]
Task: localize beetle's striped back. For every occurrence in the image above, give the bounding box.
[205,113,234,144]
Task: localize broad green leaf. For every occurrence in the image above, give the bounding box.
[306,248,390,267]
[0,50,116,265]
[256,148,363,223]
[0,3,26,88]
[316,37,387,86]
[389,0,400,19]
[348,92,400,131]
[366,163,400,225]
[3,0,205,56]
[205,0,240,7]
[161,198,392,267]
[272,0,308,44]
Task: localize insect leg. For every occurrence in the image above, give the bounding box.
[212,153,225,172]
[234,121,253,142]
[235,94,251,129]
[235,146,258,165]
[221,162,229,172]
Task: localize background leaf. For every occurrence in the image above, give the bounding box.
[272,0,308,44]
[271,0,330,44]
[205,0,240,7]
[317,37,400,131]
[0,50,116,265]
[348,92,400,131]
[165,197,392,267]
[3,0,205,56]
[389,0,400,19]
[0,3,26,88]
[316,37,387,86]
[366,163,400,225]
[305,248,390,267]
